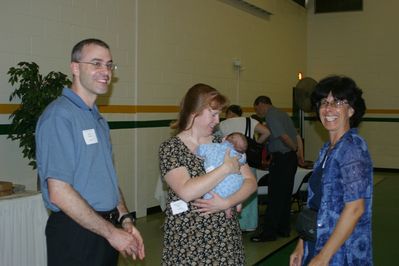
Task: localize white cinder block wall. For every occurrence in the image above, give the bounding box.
[135,0,307,216]
[1,0,397,217]
[0,0,138,209]
[305,0,399,169]
[0,0,307,217]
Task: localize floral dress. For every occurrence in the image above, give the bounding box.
[159,136,245,265]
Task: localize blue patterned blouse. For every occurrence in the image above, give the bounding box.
[304,128,373,265]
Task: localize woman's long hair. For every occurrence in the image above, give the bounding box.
[171,83,228,134]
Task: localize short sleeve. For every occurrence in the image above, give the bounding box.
[37,114,76,185]
[340,142,372,203]
[266,112,285,137]
[159,138,183,178]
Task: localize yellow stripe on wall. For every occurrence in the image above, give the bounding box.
[0,104,20,114]
[0,104,179,114]
[98,105,180,113]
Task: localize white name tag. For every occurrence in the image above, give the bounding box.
[170,199,188,215]
[82,129,98,145]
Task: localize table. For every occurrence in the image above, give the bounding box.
[0,192,48,266]
[256,167,312,195]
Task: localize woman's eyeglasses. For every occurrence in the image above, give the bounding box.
[319,98,348,108]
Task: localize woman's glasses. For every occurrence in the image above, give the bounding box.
[319,98,348,108]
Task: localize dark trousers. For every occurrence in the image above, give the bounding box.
[46,211,118,266]
[261,151,297,236]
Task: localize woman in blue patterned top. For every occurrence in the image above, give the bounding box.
[290,75,373,266]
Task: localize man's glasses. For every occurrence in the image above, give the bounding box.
[76,61,117,71]
[319,98,348,108]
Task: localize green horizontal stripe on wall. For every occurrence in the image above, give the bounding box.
[108,120,173,129]
[0,124,11,135]
[1,117,398,135]
[0,120,174,135]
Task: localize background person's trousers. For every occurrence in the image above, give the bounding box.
[261,151,297,236]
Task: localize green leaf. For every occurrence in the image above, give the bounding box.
[7,61,71,170]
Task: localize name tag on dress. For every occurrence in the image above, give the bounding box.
[170,200,188,215]
[82,129,98,145]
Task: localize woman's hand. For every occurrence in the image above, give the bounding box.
[224,203,243,219]
[192,192,230,215]
[290,239,304,266]
[309,199,365,265]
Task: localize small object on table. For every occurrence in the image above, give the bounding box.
[13,184,26,193]
[0,181,13,197]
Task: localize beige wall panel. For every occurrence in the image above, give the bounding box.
[304,119,399,169]
[360,122,399,168]
[134,0,308,213]
[136,126,174,216]
[306,0,399,168]
[0,0,139,211]
[137,0,307,107]
[307,0,399,109]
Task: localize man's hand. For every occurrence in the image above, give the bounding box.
[107,226,145,260]
[121,220,145,260]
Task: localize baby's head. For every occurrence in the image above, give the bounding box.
[225,132,247,153]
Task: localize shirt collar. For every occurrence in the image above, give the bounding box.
[62,87,101,119]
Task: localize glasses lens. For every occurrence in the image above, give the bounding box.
[104,63,113,70]
[319,99,347,108]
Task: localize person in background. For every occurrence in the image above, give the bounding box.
[159,84,257,265]
[197,132,248,199]
[218,104,270,231]
[290,75,373,265]
[36,38,144,266]
[251,96,304,242]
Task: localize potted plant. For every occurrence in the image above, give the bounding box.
[7,61,71,171]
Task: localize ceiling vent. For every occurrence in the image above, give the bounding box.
[219,0,274,19]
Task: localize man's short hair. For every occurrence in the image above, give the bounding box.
[71,38,110,62]
[254,96,272,106]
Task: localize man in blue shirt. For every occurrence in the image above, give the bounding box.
[36,39,145,265]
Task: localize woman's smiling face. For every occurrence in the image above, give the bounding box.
[319,92,354,135]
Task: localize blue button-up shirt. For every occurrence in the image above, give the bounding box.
[36,88,120,212]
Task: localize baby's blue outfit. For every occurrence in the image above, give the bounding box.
[197,141,246,199]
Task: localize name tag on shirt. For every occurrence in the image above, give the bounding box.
[170,200,188,215]
[82,129,98,145]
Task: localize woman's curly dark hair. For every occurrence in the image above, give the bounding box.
[311,75,366,128]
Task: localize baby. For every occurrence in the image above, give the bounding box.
[196,132,248,199]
